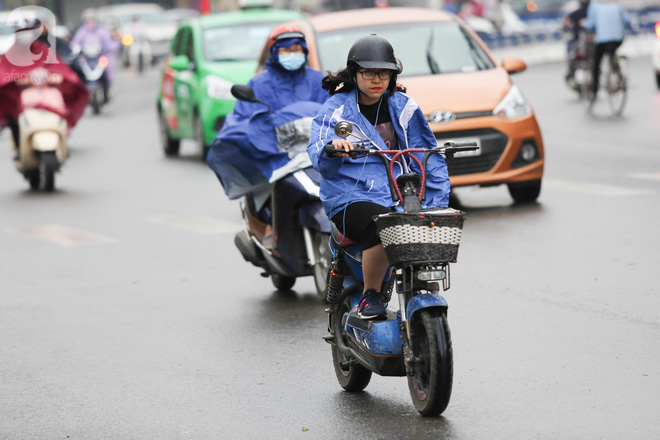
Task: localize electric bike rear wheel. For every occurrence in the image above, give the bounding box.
[331,298,372,391]
[408,309,453,416]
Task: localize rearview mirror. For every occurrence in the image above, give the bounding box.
[334,121,353,138]
[230,84,259,103]
[169,55,191,71]
[501,57,527,75]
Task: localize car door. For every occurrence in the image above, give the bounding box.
[172,26,197,139]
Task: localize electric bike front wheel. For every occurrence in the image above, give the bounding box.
[331,298,372,391]
[408,309,453,416]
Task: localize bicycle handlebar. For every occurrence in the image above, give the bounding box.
[324,140,479,203]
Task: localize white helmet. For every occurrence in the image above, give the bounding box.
[81,8,99,24]
[10,12,40,32]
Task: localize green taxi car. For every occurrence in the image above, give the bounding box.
[156,9,303,158]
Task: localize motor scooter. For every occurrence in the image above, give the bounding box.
[75,40,109,114]
[566,30,594,101]
[209,85,332,297]
[12,68,69,191]
[324,120,478,416]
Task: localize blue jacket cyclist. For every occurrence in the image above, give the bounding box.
[582,0,630,98]
[307,35,450,319]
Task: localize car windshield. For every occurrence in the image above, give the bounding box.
[203,22,278,62]
[316,21,494,76]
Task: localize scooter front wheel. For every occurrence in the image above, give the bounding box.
[312,232,331,300]
[408,309,453,416]
[37,152,57,192]
[271,273,295,291]
[91,90,101,115]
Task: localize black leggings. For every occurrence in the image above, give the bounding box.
[591,41,622,94]
[331,202,391,249]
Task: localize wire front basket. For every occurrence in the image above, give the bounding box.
[375,208,465,266]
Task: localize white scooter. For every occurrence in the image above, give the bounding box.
[12,68,69,191]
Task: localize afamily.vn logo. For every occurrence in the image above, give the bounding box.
[2,6,59,67]
[3,68,62,85]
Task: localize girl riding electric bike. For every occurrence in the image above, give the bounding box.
[322,121,476,416]
[307,35,475,415]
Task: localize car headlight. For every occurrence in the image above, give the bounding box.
[492,85,531,119]
[205,75,234,101]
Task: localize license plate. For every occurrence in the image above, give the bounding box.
[436,137,481,157]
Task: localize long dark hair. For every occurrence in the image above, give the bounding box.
[322,62,406,96]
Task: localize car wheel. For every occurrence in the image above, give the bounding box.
[159,110,180,157]
[194,113,209,161]
[656,72,660,89]
[507,179,541,203]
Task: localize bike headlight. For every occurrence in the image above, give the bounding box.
[492,85,531,119]
[206,75,234,100]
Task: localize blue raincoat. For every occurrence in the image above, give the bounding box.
[207,59,328,199]
[307,90,450,219]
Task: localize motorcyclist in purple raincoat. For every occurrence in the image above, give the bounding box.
[70,9,119,103]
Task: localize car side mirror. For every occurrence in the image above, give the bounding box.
[501,57,527,75]
[169,54,191,71]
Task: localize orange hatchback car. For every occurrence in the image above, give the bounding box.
[258,8,544,203]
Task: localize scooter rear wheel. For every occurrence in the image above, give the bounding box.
[331,299,372,391]
[408,309,453,416]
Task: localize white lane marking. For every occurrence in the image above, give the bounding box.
[8,224,116,247]
[545,180,655,196]
[143,214,241,234]
[630,173,660,182]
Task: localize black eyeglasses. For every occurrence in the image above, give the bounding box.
[358,70,392,80]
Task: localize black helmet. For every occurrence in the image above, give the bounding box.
[347,34,400,72]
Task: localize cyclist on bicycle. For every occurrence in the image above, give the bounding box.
[563,0,590,86]
[307,35,450,319]
[582,0,630,100]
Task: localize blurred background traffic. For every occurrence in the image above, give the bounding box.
[1,0,658,57]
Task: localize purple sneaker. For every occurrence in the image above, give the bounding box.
[357,289,387,319]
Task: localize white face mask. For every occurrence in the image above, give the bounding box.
[278,53,306,71]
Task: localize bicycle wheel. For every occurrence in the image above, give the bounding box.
[577,66,591,102]
[606,55,627,116]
